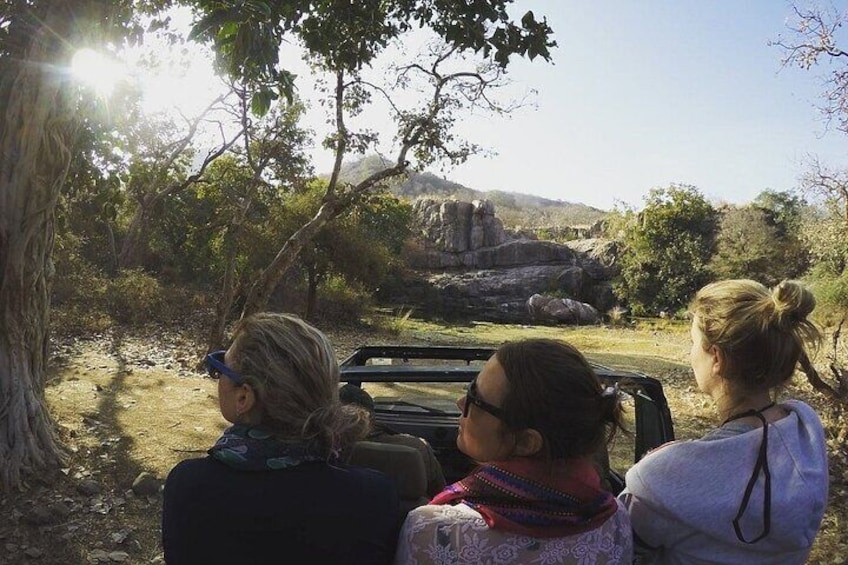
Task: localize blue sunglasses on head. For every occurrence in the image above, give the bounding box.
[205,350,245,385]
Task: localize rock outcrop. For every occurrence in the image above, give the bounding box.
[413,199,506,253]
[389,198,619,323]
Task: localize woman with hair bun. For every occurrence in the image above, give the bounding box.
[162,313,399,565]
[620,279,829,564]
[395,338,632,565]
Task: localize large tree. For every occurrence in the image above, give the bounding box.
[0,1,150,489]
[775,5,848,412]
[709,191,809,286]
[774,7,848,260]
[186,0,556,319]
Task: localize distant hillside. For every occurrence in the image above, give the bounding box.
[335,155,608,228]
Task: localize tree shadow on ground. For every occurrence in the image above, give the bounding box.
[1,330,169,565]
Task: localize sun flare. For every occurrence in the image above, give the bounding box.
[71,48,126,97]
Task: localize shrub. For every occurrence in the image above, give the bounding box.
[104,269,163,325]
[314,274,372,322]
[614,185,718,315]
[52,304,112,335]
[606,306,628,327]
[52,231,108,307]
[52,232,112,334]
[807,266,848,324]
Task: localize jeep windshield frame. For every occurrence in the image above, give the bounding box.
[339,345,675,486]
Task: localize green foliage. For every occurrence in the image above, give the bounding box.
[614,185,719,315]
[753,189,806,232]
[313,274,373,321]
[807,264,848,319]
[104,269,163,325]
[268,179,413,319]
[51,231,112,333]
[802,208,848,277]
[387,306,415,335]
[187,0,556,111]
[709,200,808,287]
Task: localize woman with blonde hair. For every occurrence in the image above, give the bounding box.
[620,279,829,564]
[396,338,632,564]
[162,313,399,564]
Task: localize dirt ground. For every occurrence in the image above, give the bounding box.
[0,320,845,564]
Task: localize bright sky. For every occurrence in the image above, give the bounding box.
[96,2,848,211]
[441,0,848,210]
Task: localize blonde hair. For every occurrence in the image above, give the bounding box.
[228,313,368,457]
[690,279,821,392]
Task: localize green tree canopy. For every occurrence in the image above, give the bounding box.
[708,201,808,287]
[614,185,719,316]
[187,0,555,111]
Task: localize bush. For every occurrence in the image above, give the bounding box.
[807,266,848,323]
[52,304,113,335]
[614,185,719,315]
[52,232,108,307]
[606,306,628,327]
[52,232,113,334]
[314,274,372,322]
[104,269,164,325]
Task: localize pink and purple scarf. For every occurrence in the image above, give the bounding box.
[431,457,616,538]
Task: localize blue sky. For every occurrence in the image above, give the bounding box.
[434,1,848,210]
[125,2,848,212]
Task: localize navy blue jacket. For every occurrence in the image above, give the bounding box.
[163,457,399,565]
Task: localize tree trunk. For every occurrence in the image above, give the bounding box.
[239,160,410,320]
[241,199,340,318]
[118,199,151,269]
[105,222,118,274]
[304,262,321,321]
[0,7,79,489]
[207,228,239,352]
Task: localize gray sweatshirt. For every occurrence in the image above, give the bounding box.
[619,400,829,565]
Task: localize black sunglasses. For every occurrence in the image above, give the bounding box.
[462,378,508,421]
[205,350,245,385]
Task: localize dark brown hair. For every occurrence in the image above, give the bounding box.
[496,338,624,460]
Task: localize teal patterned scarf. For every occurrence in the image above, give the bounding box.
[209,425,327,471]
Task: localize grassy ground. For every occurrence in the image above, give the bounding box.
[0,316,844,563]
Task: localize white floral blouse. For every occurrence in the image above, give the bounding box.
[394,499,632,565]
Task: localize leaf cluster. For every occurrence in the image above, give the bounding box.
[186,0,555,113]
[614,185,719,315]
[708,199,809,288]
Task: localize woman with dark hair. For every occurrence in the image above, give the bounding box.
[162,313,399,565]
[620,279,829,564]
[395,338,631,564]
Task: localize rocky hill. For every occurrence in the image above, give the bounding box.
[335,155,608,228]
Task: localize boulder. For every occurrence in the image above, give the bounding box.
[556,266,590,301]
[527,294,601,325]
[564,238,621,279]
[421,265,597,322]
[413,198,506,253]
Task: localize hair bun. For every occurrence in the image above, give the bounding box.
[770,280,815,329]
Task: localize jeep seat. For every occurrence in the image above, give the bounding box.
[348,441,430,519]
